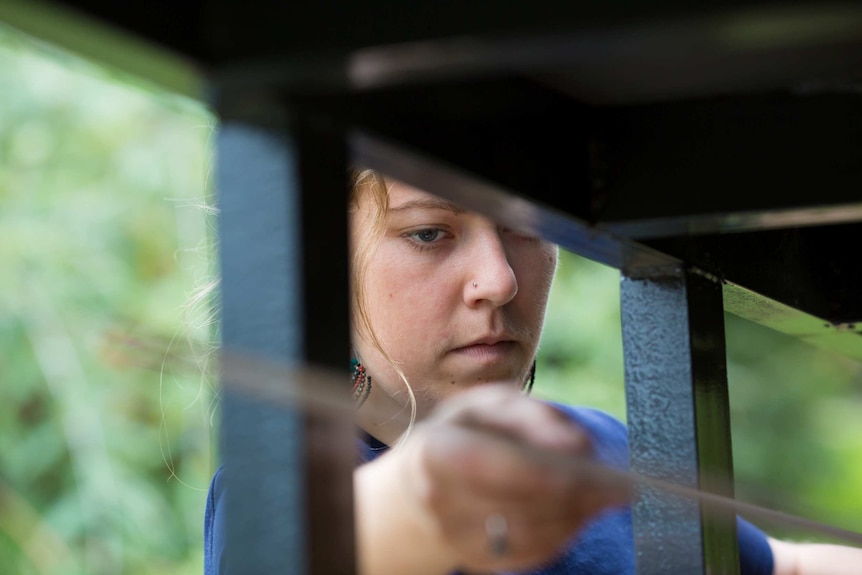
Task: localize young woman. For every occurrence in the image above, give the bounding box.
[206,170,862,575]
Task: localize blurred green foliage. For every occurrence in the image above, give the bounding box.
[0,24,215,575]
[540,253,862,542]
[1,17,862,575]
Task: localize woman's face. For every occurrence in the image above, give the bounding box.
[351,179,558,424]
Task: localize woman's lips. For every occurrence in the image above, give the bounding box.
[451,340,516,361]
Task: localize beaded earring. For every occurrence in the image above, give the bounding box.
[351,358,372,408]
[524,360,536,394]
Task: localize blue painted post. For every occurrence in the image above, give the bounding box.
[621,265,739,575]
[216,105,355,574]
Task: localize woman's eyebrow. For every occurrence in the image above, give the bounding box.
[389,198,466,215]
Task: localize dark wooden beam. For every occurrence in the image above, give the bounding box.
[216,95,355,575]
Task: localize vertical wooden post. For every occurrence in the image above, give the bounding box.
[216,95,355,574]
[622,266,739,575]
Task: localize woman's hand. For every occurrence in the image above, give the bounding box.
[355,384,630,575]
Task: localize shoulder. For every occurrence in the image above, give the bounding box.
[737,519,775,575]
[206,464,227,515]
[542,402,629,469]
[204,465,226,575]
[546,403,626,437]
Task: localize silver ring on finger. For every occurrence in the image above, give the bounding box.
[485,513,509,558]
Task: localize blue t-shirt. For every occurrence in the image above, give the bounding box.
[205,403,774,575]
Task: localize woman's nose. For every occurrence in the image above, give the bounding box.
[464,231,518,307]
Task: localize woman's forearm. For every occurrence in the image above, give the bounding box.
[355,454,456,575]
[770,537,862,575]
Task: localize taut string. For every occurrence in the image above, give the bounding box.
[218,349,862,548]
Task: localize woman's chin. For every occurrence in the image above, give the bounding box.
[447,361,527,387]
[436,376,523,398]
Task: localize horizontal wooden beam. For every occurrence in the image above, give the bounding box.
[0,0,202,97]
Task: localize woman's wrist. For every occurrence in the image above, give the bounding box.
[355,447,458,575]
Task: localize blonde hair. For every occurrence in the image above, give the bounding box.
[349,169,417,442]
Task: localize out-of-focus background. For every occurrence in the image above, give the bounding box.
[0,24,215,575]
[1,21,861,575]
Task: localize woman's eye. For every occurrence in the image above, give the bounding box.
[410,228,444,243]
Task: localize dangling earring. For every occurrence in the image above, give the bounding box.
[523,360,536,395]
[351,358,372,408]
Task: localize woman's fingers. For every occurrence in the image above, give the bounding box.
[400,385,630,573]
[423,385,627,504]
[434,384,592,454]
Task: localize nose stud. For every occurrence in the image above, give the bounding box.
[472,281,478,288]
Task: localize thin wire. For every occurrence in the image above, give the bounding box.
[219,349,862,548]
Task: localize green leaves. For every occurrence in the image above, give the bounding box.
[0,24,214,575]
[540,252,862,542]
